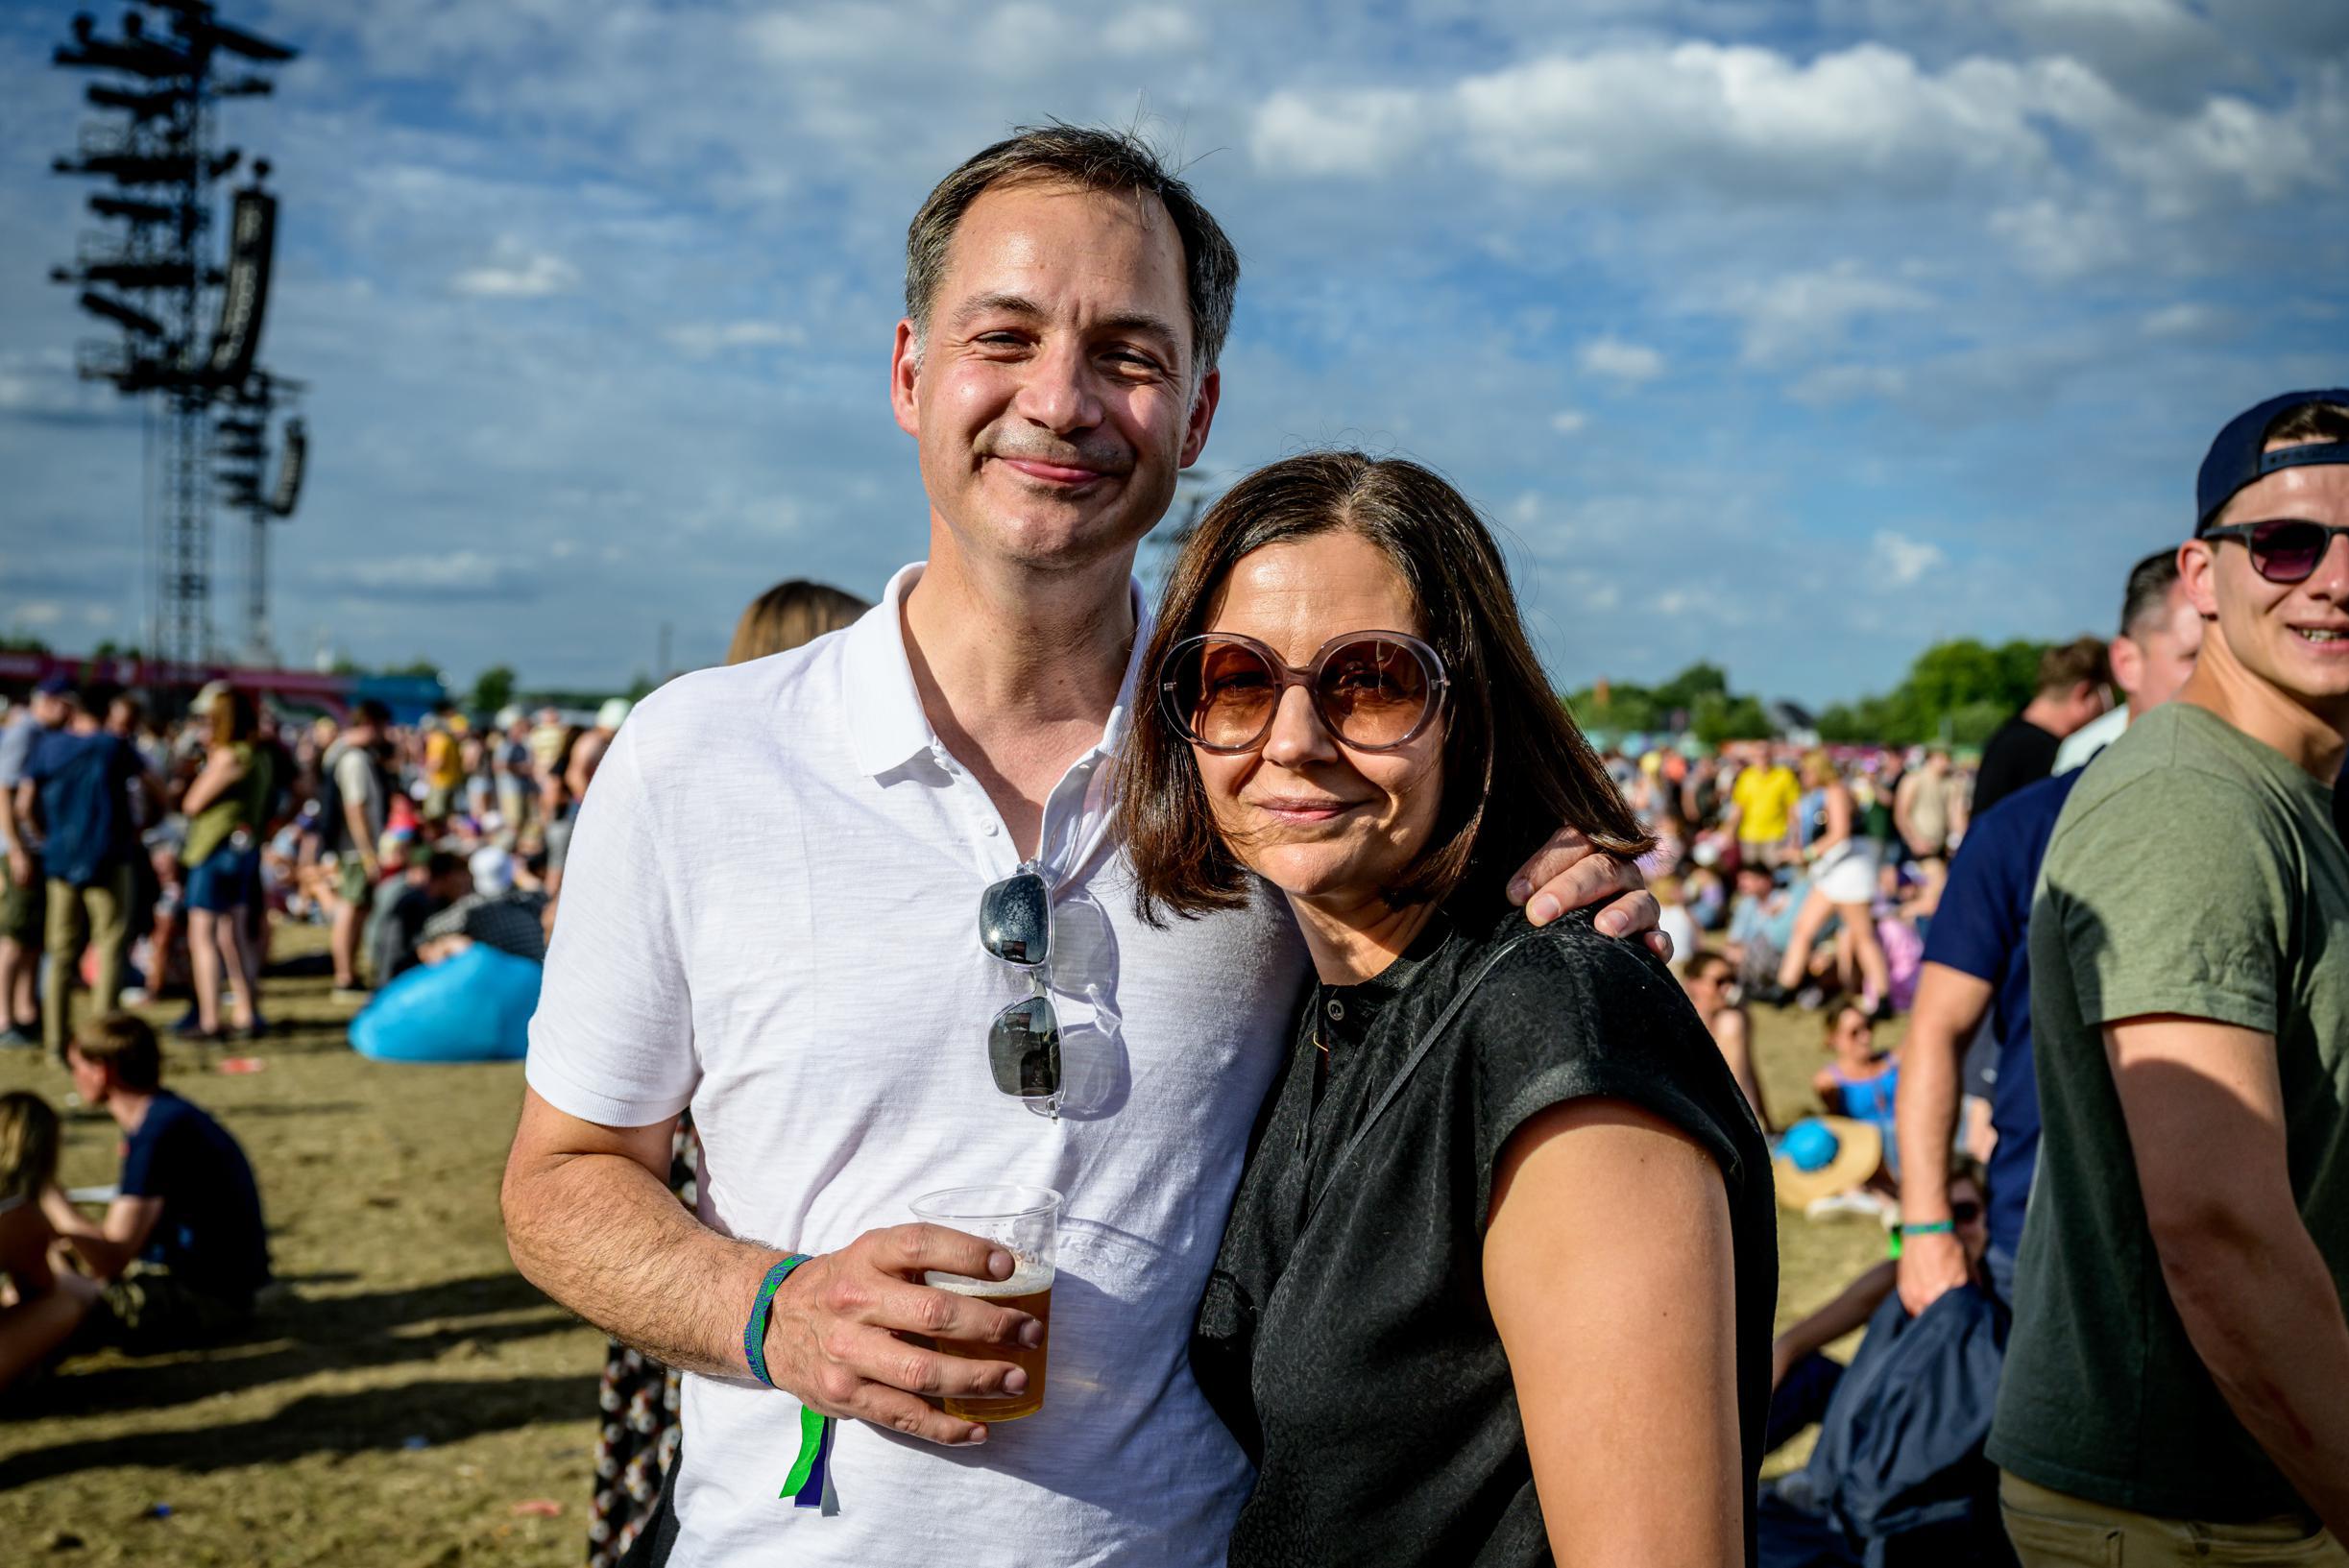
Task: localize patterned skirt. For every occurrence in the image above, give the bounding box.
[586,1115,700,1567]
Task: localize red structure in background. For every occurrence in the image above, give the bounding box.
[0,650,444,722]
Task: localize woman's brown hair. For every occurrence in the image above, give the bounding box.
[726,580,871,666]
[0,1092,61,1205]
[208,687,258,751]
[1121,450,1651,923]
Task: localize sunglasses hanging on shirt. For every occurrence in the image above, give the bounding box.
[979,861,1061,1111]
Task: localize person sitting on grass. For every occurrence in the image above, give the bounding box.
[1814,1002,1901,1180]
[42,1012,271,1350]
[1681,950,1768,1130]
[0,1091,99,1395]
[1766,1154,1992,1456]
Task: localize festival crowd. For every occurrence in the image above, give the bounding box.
[3,124,2346,1568]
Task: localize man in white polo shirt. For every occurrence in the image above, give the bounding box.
[502,125,1659,1564]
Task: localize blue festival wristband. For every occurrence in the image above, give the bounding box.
[743,1253,814,1389]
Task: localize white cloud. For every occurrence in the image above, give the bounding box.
[1987,198,2132,279]
[1868,530,1949,588]
[450,243,581,299]
[1102,5,1200,55]
[1789,363,1910,408]
[1717,262,1933,365]
[664,320,808,358]
[1578,337,1666,384]
[1249,35,2343,219]
[1250,87,1430,178]
[1550,409,1588,434]
[2143,302,2221,337]
[1253,43,2070,197]
[341,550,538,600]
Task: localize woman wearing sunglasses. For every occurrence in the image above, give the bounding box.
[1120,451,1775,1567]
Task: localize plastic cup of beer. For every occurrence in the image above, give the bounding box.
[907,1184,1061,1422]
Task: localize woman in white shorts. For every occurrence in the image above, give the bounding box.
[1775,752,1891,1014]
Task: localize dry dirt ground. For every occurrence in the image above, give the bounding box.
[0,925,1885,1564]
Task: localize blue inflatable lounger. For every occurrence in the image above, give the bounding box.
[351,943,542,1063]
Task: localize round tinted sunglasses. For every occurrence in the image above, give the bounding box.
[1158,631,1449,755]
[2202,518,2349,584]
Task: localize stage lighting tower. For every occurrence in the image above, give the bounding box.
[48,2,300,674]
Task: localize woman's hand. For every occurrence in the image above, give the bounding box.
[1505,827,1669,961]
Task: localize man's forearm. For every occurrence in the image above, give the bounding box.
[502,1146,784,1379]
[342,803,373,860]
[1894,1027,1961,1219]
[2159,1217,2349,1535]
[1779,1262,1896,1363]
[1894,969,1988,1221]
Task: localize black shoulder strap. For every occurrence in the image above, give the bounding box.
[1301,929,1541,1231]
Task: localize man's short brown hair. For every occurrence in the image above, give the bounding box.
[2037,636,2111,698]
[2264,399,2349,449]
[904,123,1240,379]
[72,1011,162,1093]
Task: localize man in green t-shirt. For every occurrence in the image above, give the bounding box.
[1989,390,2349,1564]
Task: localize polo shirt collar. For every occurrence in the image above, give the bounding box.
[842,562,1154,781]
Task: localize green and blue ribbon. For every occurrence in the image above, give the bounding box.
[783,1404,835,1508]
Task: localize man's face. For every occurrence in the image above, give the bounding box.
[892,180,1219,575]
[29,691,66,727]
[64,1046,107,1106]
[2113,577,2203,717]
[2185,445,2349,715]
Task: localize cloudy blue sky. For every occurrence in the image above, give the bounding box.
[3,0,2344,703]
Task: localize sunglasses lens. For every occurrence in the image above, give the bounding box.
[1318,638,1432,748]
[988,995,1062,1098]
[980,871,1051,967]
[1171,640,1279,750]
[1952,1201,1981,1223]
[2250,520,2327,582]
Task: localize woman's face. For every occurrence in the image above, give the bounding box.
[1828,1006,1874,1057]
[1189,531,1447,909]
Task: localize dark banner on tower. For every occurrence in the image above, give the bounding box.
[204,188,276,384]
[269,417,305,517]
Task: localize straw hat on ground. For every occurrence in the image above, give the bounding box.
[1772,1115,1883,1210]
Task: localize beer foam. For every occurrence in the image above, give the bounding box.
[923,1262,1054,1296]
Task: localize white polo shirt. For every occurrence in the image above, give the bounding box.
[526,564,1306,1566]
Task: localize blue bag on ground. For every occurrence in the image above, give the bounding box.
[1766,1286,2020,1568]
[350,943,541,1063]
[1765,1283,2016,1567]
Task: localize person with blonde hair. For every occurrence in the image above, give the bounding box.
[1776,751,1892,1014]
[0,1091,99,1394]
[179,686,274,1040]
[724,580,871,666]
[580,572,874,1566]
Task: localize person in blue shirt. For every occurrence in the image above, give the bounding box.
[44,1011,271,1348]
[0,678,70,1048]
[16,688,159,1058]
[1894,547,2203,1311]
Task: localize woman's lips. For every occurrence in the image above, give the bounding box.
[1251,798,1361,824]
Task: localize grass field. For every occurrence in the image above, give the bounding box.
[0,926,1886,1564]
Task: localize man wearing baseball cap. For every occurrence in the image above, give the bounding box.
[1988,390,2349,1563]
